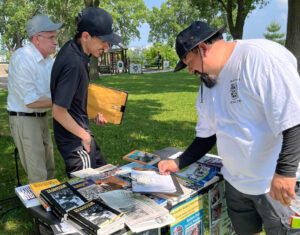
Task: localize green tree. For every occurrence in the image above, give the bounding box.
[191,0,269,39]
[143,43,178,67]
[285,0,300,74]
[46,0,84,45]
[263,21,285,45]
[147,0,202,46]
[101,0,148,46]
[0,0,47,55]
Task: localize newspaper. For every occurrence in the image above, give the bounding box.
[99,190,169,226]
[127,213,175,233]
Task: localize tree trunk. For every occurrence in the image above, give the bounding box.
[84,0,101,80]
[285,0,300,74]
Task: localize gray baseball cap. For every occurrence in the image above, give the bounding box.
[26,14,63,38]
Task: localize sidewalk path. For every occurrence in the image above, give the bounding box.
[0,76,8,90]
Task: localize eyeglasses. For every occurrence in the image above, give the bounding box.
[38,34,58,42]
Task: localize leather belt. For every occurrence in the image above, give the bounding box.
[8,111,47,117]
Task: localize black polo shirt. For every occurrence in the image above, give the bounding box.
[50,39,90,155]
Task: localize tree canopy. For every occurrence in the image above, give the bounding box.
[191,0,269,39]
[263,21,285,45]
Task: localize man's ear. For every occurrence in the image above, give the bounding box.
[81,31,90,42]
[198,43,208,57]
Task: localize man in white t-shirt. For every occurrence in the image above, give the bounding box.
[7,15,63,183]
[158,21,300,234]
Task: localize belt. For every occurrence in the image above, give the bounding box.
[8,111,47,117]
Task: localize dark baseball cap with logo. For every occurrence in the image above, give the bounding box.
[174,21,226,72]
[76,7,124,48]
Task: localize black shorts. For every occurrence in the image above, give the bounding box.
[225,180,300,235]
[61,137,106,177]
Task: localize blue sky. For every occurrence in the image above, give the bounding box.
[129,0,288,47]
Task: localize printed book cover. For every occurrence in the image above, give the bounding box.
[175,162,219,186]
[30,178,60,211]
[122,150,161,166]
[95,175,130,191]
[77,184,105,201]
[197,154,223,171]
[40,182,87,220]
[15,184,41,208]
[68,199,125,235]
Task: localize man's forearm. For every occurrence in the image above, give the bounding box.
[175,135,217,169]
[26,97,52,109]
[52,104,90,141]
[276,124,300,177]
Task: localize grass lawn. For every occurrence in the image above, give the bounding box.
[0,71,217,234]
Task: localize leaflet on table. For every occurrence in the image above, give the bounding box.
[131,169,181,194]
[99,190,170,227]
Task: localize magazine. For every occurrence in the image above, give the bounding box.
[175,162,219,186]
[122,150,161,166]
[197,154,223,171]
[95,175,130,191]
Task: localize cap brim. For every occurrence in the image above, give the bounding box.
[174,60,187,72]
[174,24,226,72]
[44,22,64,32]
[98,33,123,47]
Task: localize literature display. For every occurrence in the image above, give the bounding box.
[87,83,128,125]
[209,181,236,235]
[30,178,61,211]
[170,194,203,235]
[15,184,41,208]
[40,182,87,220]
[122,150,161,166]
[68,200,125,235]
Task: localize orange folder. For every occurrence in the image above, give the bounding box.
[87,83,128,125]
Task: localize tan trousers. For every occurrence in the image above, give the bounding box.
[9,115,55,183]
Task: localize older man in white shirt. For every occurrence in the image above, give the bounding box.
[7,15,63,183]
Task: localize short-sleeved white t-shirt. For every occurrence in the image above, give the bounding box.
[195,39,300,195]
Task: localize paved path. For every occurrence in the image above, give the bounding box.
[0,76,8,89]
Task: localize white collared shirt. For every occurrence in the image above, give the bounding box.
[7,42,53,112]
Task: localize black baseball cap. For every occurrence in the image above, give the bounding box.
[76,7,124,48]
[174,21,226,72]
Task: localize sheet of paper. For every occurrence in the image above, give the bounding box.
[131,170,176,193]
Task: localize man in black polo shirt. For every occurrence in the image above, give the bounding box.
[51,7,123,176]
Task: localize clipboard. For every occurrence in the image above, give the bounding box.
[87,83,128,125]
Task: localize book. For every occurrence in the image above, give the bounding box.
[95,175,130,191]
[15,184,41,208]
[197,154,223,171]
[30,178,61,211]
[50,221,85,235]
[175,162,219,187]
[87,83,128,125]
[122,150,161,166]
[72,179,105,201]
[131,170,183,195]
[40,182,87,220]
[68,199,125,235]
[67,177,85,186]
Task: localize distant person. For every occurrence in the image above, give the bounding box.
[156,51,162,69]
[7,15,63,183]
[159,21,300,234]
[51,7,124,177]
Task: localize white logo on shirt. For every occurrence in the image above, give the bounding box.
[230,78,241,104]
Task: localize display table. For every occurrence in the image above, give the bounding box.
[27,147,222,235]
